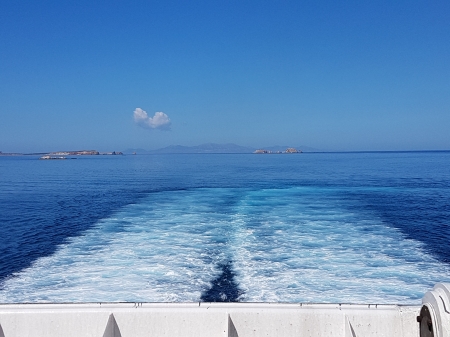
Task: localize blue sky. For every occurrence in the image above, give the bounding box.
[1,0,449,152]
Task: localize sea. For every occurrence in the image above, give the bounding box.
[0,152,449,304]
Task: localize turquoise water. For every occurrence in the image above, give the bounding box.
[0,152,449,303]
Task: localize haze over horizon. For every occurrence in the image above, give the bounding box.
[1,1,449,153]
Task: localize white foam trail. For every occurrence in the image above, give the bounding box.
[228,187,450,303]
[1,187,449,303]
[0,189,233,302]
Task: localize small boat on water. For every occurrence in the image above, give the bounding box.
[39,155,67,160]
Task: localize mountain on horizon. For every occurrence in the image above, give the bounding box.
[124,143,319,154]
[124,143,255,154]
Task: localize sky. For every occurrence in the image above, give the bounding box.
[1,0,449,152]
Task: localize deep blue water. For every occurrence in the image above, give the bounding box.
[0,152,449,303]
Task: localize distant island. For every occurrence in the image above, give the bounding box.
[0,150,123,157]
[254,147,302,154]
[40,150,123,159]
[0,151,24,156]
[49,150,123,156]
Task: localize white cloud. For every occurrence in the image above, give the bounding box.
[133,108,171,130]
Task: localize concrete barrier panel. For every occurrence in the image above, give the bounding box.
[0,311,111,337]
[113,310,228,337]
[344,305,419,337]
[229,309,348,337]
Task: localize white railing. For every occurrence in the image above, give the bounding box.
[0,283,448,337]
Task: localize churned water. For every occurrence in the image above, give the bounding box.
[0,152,449,303]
